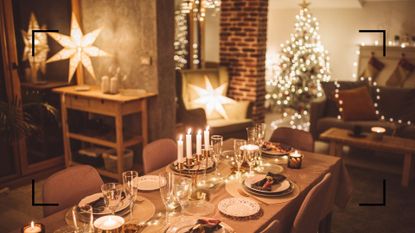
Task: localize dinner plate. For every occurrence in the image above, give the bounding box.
[78,193,130,215]
[218,197,260,218]
[166,217,233,233]
[243,175,291,194]
[261,142,294,156]
[133,175,166,191]
[243,183,294,197]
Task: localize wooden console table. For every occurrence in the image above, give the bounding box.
[53,86,155,180]
[320,128,415,187]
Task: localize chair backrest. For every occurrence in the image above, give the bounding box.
[291,173,332,233]
[42,165,103,217]
[143,138,177,174]
[269,127,314,152]
[260,219,281,233]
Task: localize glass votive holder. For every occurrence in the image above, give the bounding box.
[21,221,45,233]
[94,215,125,233]
[288,150,303,169]
[371,127,386,141]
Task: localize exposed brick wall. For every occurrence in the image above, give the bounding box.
[220,0,268,123]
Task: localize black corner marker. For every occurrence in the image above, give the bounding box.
[358,30,386,56]
[32,179,59,206]
[31,29,59,56]
[359,179,386,207]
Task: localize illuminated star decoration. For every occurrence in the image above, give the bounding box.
[21,13,49,75]
[47,13,109,83]
[189,76,235,119]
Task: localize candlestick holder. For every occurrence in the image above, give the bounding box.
[185,158,196,168]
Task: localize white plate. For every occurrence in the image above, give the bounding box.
[244,175,291,194]
[218,197,260,218]
[78,193,130,215]
[166,217,233,233]
[133,175,166,191]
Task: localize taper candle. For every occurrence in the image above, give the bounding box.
[177,135,184,163]
[186,128,192,158]
[204,126,210,150]
[196,129,202,155]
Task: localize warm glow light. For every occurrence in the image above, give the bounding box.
[30,221,35,228]
[47,13,110,83]
[189,76,235,119]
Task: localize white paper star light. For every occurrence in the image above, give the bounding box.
[21,13,49,75]
[189,76,235,119]
[47,13,109,83]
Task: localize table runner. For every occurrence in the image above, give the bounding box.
[9,139,352,233]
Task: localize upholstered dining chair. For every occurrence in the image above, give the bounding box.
[290,173,332,233]
[143,138,177,174]
[269,127,314,152]
[42,165,103,217]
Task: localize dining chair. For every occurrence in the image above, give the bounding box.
[290,173,332,233]
[260,219,281,233]
[143,138,177,174]
[269,127,314,152]
[42,165,104,217]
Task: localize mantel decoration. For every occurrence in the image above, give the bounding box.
[189,76,235,119]
[21,13,49,83]
[47,13,109,83]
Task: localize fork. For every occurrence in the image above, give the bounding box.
[237,188,269,206]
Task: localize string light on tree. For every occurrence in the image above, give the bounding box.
[266,0,330,130]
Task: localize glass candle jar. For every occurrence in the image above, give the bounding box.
[288,150,303,169]
[371,127,386,141]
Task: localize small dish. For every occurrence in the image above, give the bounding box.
[218,197,260,218]
[133,175,166,191]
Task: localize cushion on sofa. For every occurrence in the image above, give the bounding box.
[337,86,378,121]
[376,87,415,122]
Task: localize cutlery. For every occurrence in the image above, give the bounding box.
[237,188,269,206]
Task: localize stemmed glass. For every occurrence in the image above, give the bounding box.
[244,145,259,176]
[233,139,246,177]
[246,126,257,145]
[101,183,123,215]
[211,135,223,178]
[255,123,266,146]
[159,171,179,224]
[72,204,94,233]
[122,170,139,221]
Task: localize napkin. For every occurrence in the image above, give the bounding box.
[251,172,286,191]
[185,218,223,233]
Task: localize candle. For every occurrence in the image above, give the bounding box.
[22,221,43,233]
[177,135,184,163]
[94,215,125,230]
[186,128,192,158]
[204,126,210,150]
[196,129,202,155]
[101,76,110,93]
[371,126,386,140]
[110,76,118,94]
[288,150,303,169]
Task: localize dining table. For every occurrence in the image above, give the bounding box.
[10,139,353,233]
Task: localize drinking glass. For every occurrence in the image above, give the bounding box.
[255,123,266,146]
[101,183,123,215]
[246,127,257,144]
[159,172,179,224]
[173,176,192,209]
[211,135,223,177]
[233,139,246,176]
[245,145,259,175]
[72,204,93,233]
[122,170,139,220]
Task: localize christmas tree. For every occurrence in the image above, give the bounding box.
[266,0,330,130]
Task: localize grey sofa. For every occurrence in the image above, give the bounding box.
[310,81,415,140]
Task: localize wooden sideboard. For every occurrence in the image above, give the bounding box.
[53,85,155,180]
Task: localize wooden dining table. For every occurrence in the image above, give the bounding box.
[10,139,353,233]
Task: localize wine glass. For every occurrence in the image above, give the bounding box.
[72,204,94,233]
[233,139,246,177]
[173,176,192,209]
[101,183,123,215]
[246,126,257,145]
[122,170,139,220]
[211,135,223,177]
[159,172,179,224]
[255,123,266,146]
[245,145,259,176]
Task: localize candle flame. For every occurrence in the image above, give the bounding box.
[205,126,210,131]
[179,134,183,140]
[30,221,35,228]
[187,128,192,134]
[197,129,202,134]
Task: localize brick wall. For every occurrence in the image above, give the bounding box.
[220,0,268,122]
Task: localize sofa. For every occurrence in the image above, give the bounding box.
[310,81,415,140]
[176,67,253,139]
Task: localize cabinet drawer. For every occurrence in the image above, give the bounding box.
[65,95,118,115]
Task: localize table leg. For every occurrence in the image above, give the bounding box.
[402,153,412,187]
[329,141,336,156]
[60,94,71,167]
[115,108,124,181]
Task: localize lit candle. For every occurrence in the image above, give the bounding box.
[186,128,192,158]
[371,127,386,140]
[110,77,118,94]
[288,150,303,169]
[94,215,125,231]
[23,221,42,233]
[177,135,184,163]
[204,126,210,150]
[196,129,202,155]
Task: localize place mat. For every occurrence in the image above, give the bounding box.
[225,179,300,204]
[64,196,155,226]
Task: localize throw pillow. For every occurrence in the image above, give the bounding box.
[337,86,378,121]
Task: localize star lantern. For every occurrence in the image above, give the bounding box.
[21,13,49,80]
[189,76,236,119]
[47,13,109,83]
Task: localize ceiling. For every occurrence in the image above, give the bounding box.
[269,0,410,9]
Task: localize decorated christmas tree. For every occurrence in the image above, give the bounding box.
[266,0,330,130]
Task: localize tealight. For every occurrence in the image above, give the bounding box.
[94,215,125,232]
[288,150,303,169]
[21,221,44,233]
[371,127,386,141]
